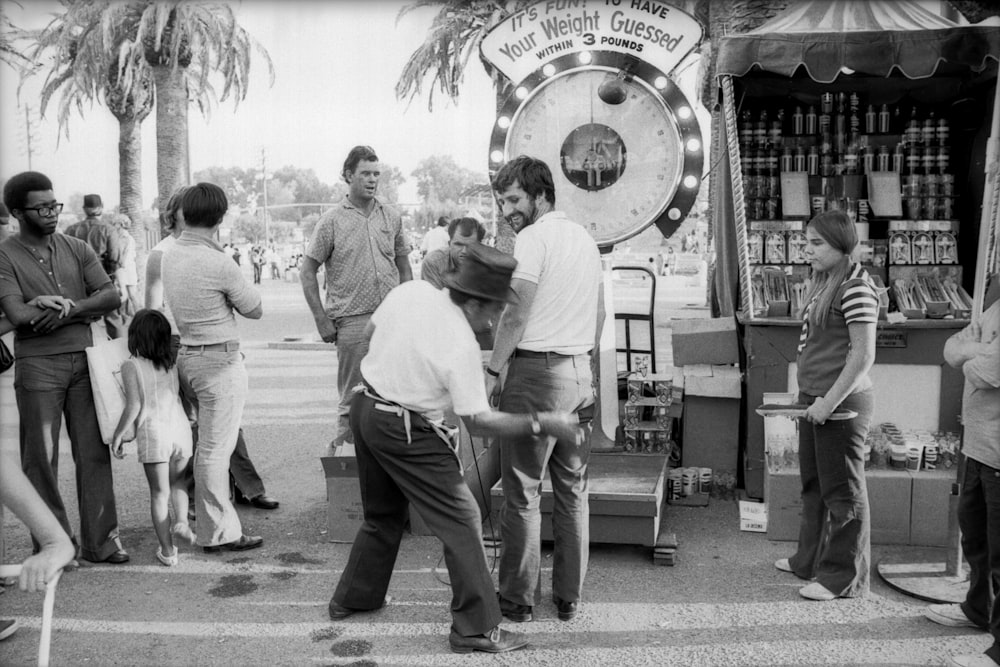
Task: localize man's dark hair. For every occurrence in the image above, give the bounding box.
[436,216,449,227]
[492,155,555,206]
[448,217,485,241]
[342,145,378,181]
[3,171,53,213]
[181,183,228,228]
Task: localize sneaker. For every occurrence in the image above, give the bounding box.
[449,626,528,654]
[156,546,179,567]
[799,582,838,601]
[945,655,1000,667]
[925,604,982,629]
[774,558,793,573]
[0,619,17,641]
[497,592,532,622]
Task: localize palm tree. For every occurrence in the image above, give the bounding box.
[23,1,153,267]
[128,2,273,223]
[396,0,533,253]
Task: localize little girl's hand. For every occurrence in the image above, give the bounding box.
[110,438,127,459]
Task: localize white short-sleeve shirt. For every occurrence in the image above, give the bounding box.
[361,280,489,417]
[513,211,601,355]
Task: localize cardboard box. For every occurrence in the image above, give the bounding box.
[910,469,957,547]
[739,500,768,533]
[321,446,364,543]
[670,318,739,366]
[765,468,913,544]
[681,367,741,475]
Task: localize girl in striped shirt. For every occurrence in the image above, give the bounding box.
[775,210,878,602]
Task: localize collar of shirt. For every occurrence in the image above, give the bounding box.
[176,231,223,252]
[341,197,383,214]
[532,210,568,227]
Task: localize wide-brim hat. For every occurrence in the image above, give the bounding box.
[442,243,518,304]
[83,194,102,208]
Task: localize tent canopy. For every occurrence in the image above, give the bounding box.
[717,0,1000,83]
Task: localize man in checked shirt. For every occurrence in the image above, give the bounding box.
[300,146,413,452]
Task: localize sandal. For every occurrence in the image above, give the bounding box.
[170,523,197,547]
[156,547,178,567]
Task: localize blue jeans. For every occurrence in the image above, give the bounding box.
[790,390,874,597]
[178,349,247,546]
[498,353,594,607]
[959,457,1000,664]
[14,352,122,561]
[333,314,370,447]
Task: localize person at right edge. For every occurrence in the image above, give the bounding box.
[924,277,1000,667]
[486,155,603,623]
[326,243,584,655]
[774,209,878,601]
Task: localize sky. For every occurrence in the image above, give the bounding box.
[0,1,500,209]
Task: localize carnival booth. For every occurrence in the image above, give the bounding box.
[476,1,708,555]
[713,1,999,543]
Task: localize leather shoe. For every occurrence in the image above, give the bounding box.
[553,595,578,621]
[497,592,532,622]
[203,535,263,553]
[249,495,279,510]
[101,550,130,564]
[449,626,528,654]
[328,595,390,621]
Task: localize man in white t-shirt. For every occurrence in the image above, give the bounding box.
[326,243,583,655]
[487,155,603,625]
[420,216,450,257]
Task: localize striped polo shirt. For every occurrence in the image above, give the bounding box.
[797,262,879,396]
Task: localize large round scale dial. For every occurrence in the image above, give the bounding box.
[490,54,703,248]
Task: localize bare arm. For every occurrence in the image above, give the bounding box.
[487,277,537,374]
[144,248,164,310]
[806,321,876,424]
[0,449,76,592]
[395,252,413,283]
[1,283,119,334]
[110,361,142,458]
[300,256,337,343]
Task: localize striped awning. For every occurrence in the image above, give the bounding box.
[717,0,1000,82]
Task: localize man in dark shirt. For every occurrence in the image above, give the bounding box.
[0,172,127,564]
[64,194,126,338]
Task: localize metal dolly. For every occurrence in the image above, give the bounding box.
[612,264,657,373]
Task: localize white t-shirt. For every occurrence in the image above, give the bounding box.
[361,280,490,417]
[513,210,601,355]
[119,233,138,286]
[421,226,449,255]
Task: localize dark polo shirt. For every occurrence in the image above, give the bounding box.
[0,233,112,357]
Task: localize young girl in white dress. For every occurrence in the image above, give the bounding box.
[111,309,195,566]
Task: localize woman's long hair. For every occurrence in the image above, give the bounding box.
[799,210,858,329]
[127,309,175,371]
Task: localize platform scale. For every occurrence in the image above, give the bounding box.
[488,264,677,563]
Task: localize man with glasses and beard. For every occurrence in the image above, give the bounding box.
[0,171,128,565]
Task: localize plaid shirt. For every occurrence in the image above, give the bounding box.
[305,198,410,319]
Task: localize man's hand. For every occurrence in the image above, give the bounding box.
[29,308,69,333]
[485,374,501,407]
[18,537,76,593]
[804,397,834,425]
[27,295,75,318]
[316,317,337,344]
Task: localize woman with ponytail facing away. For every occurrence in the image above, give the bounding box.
[775,210,879,602]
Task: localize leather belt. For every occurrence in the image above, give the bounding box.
[180,341,240,352]
[514,349,583,359]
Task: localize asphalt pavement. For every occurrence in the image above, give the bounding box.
[0,276,989,666]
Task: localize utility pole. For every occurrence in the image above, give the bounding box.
[23,104,36,169]
[260,147,270,245]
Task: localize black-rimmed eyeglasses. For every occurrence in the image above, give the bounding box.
[22,203,64,217]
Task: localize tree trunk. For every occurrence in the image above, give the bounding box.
[118,115,148,299]
[153,64,189,223]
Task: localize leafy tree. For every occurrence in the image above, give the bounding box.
[411,154,483,204]
[193,165,258,211]
[231,211,264,244]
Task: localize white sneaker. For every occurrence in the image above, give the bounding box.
[925,603,981,628]
[774,558,793,572]
[799,582,838,601]
[945,654,999,667]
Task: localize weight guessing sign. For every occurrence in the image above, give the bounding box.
[481,0,703,85]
